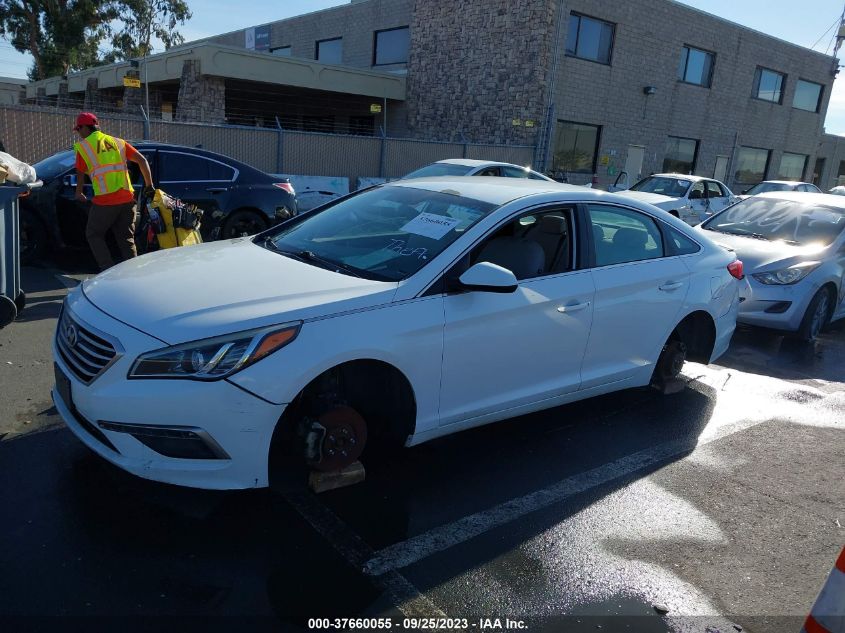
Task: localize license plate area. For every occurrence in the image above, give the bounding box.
[54,362,73,408]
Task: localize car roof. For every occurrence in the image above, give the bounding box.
[755,191,845,208]
[757,180,808,185]
[649,173,709,182]
[435,158,525,168]
[389,176,654,206]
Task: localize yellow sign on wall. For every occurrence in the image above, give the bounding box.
[512,119,523,126]
[370,104,383,113]
[123,77,141,88]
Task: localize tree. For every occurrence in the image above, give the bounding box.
[0,1,121,80]
[107,0,191,61]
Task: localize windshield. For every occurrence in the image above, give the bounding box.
[260,185,497,281]
[744,182,794,195]
[404,163,472,179]
[32,150,76,182]
[629,176,691,197]
[702,197,845,246]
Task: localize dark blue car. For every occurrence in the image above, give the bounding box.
[20,142,296,264]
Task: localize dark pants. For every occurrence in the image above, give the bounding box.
[85,201,138,271]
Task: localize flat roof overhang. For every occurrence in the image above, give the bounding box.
[26,42,406,101]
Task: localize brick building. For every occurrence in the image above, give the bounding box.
[25,0,845,190]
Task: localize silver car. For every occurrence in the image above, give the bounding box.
[697,192,845,341]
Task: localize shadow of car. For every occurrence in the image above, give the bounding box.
[20,142,297,264]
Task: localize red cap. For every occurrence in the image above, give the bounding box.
[74,112,98,131]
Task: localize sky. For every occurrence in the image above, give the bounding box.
[2,0,845,132]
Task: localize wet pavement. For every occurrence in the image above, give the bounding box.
[0,266,843,632]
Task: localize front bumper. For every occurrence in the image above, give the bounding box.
[737,279,815,332]
[52,292,286,490]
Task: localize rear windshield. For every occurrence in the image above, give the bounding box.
[404,163,472,179]
[32,150,76,182]
[262,185,497,281]
[702,197,845,246]
[629,176,691,197]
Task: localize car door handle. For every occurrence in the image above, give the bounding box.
[206,187,228,193]
[659,281,684,292]
[557,301,590,313]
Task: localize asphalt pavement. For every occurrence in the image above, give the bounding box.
[0,265,843,633]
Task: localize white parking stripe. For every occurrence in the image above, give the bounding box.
[363,371,781,577]
[284,491,447,618]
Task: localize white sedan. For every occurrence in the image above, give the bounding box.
[615,174,739,225]
[52,179,742,490]
[404,159,553,181]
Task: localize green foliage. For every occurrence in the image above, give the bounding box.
[0,0,191,81]
[107,0,192,61]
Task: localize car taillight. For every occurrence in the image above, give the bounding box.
[727,260,744,280]
[273,182,295,195]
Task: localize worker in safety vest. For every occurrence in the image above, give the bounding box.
[73,112,154,270]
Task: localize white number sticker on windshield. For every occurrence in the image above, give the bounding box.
[400,212,460,240]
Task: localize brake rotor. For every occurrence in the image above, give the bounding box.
[310,406,367,472]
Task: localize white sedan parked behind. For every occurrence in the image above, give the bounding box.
[615,174,739,225]
[403,159,553,181]
[52,179,743,490]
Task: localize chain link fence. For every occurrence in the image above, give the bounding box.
[0,105,537,186]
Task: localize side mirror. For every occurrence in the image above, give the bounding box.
[63,174,77,188]
[458,262,518,293]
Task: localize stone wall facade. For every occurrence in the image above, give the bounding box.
[175,60,226,124]
[406,0,556,145]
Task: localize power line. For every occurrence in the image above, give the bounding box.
[812,16,841,50]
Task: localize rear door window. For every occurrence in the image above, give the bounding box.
[588,205,664,266]
[160,152,236,182]
[501,166,529,178]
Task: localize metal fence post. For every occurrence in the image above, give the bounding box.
[379,126,387,179]
[140,105,150,140]
[275,116,284,174]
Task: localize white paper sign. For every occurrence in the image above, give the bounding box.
[400,213,460,240]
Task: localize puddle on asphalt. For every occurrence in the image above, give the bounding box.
[553,595,671,631]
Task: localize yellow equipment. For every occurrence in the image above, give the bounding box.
[144,189,203,249]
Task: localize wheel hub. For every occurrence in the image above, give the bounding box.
[307,406,367,472]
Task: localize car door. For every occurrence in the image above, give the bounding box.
[686,181,708,223]
[158,150,235,219]
[438,206,595,426]
[581,203,690,389]
[705,180,731,216]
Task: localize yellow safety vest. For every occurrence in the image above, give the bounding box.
[74,131,134,197]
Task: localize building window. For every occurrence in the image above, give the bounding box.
[271,46,292,57]
[565,13,614,65]
[302,115,335,133]
[374,26,409,65]
[677,46,714,87]
[793,79,823,112]
[316,38,342,64]
[734,147,771,184]
[663,136,699,173]
[778,152,808,180]
[752,67,785,103]
[349,115,375,136]
[552,121,601,174]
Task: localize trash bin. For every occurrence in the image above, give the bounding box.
[0,182,41,328]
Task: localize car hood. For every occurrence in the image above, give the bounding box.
[82,239,398,344]
[694,229,829,271]
[614,190,678,208]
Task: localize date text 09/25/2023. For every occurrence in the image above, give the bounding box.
[307,618,528,630]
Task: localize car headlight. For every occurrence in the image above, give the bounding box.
[752,262,821,285]
[129,323,301,380]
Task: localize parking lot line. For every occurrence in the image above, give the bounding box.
[284,490,448,618]
[362,378,774,577]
